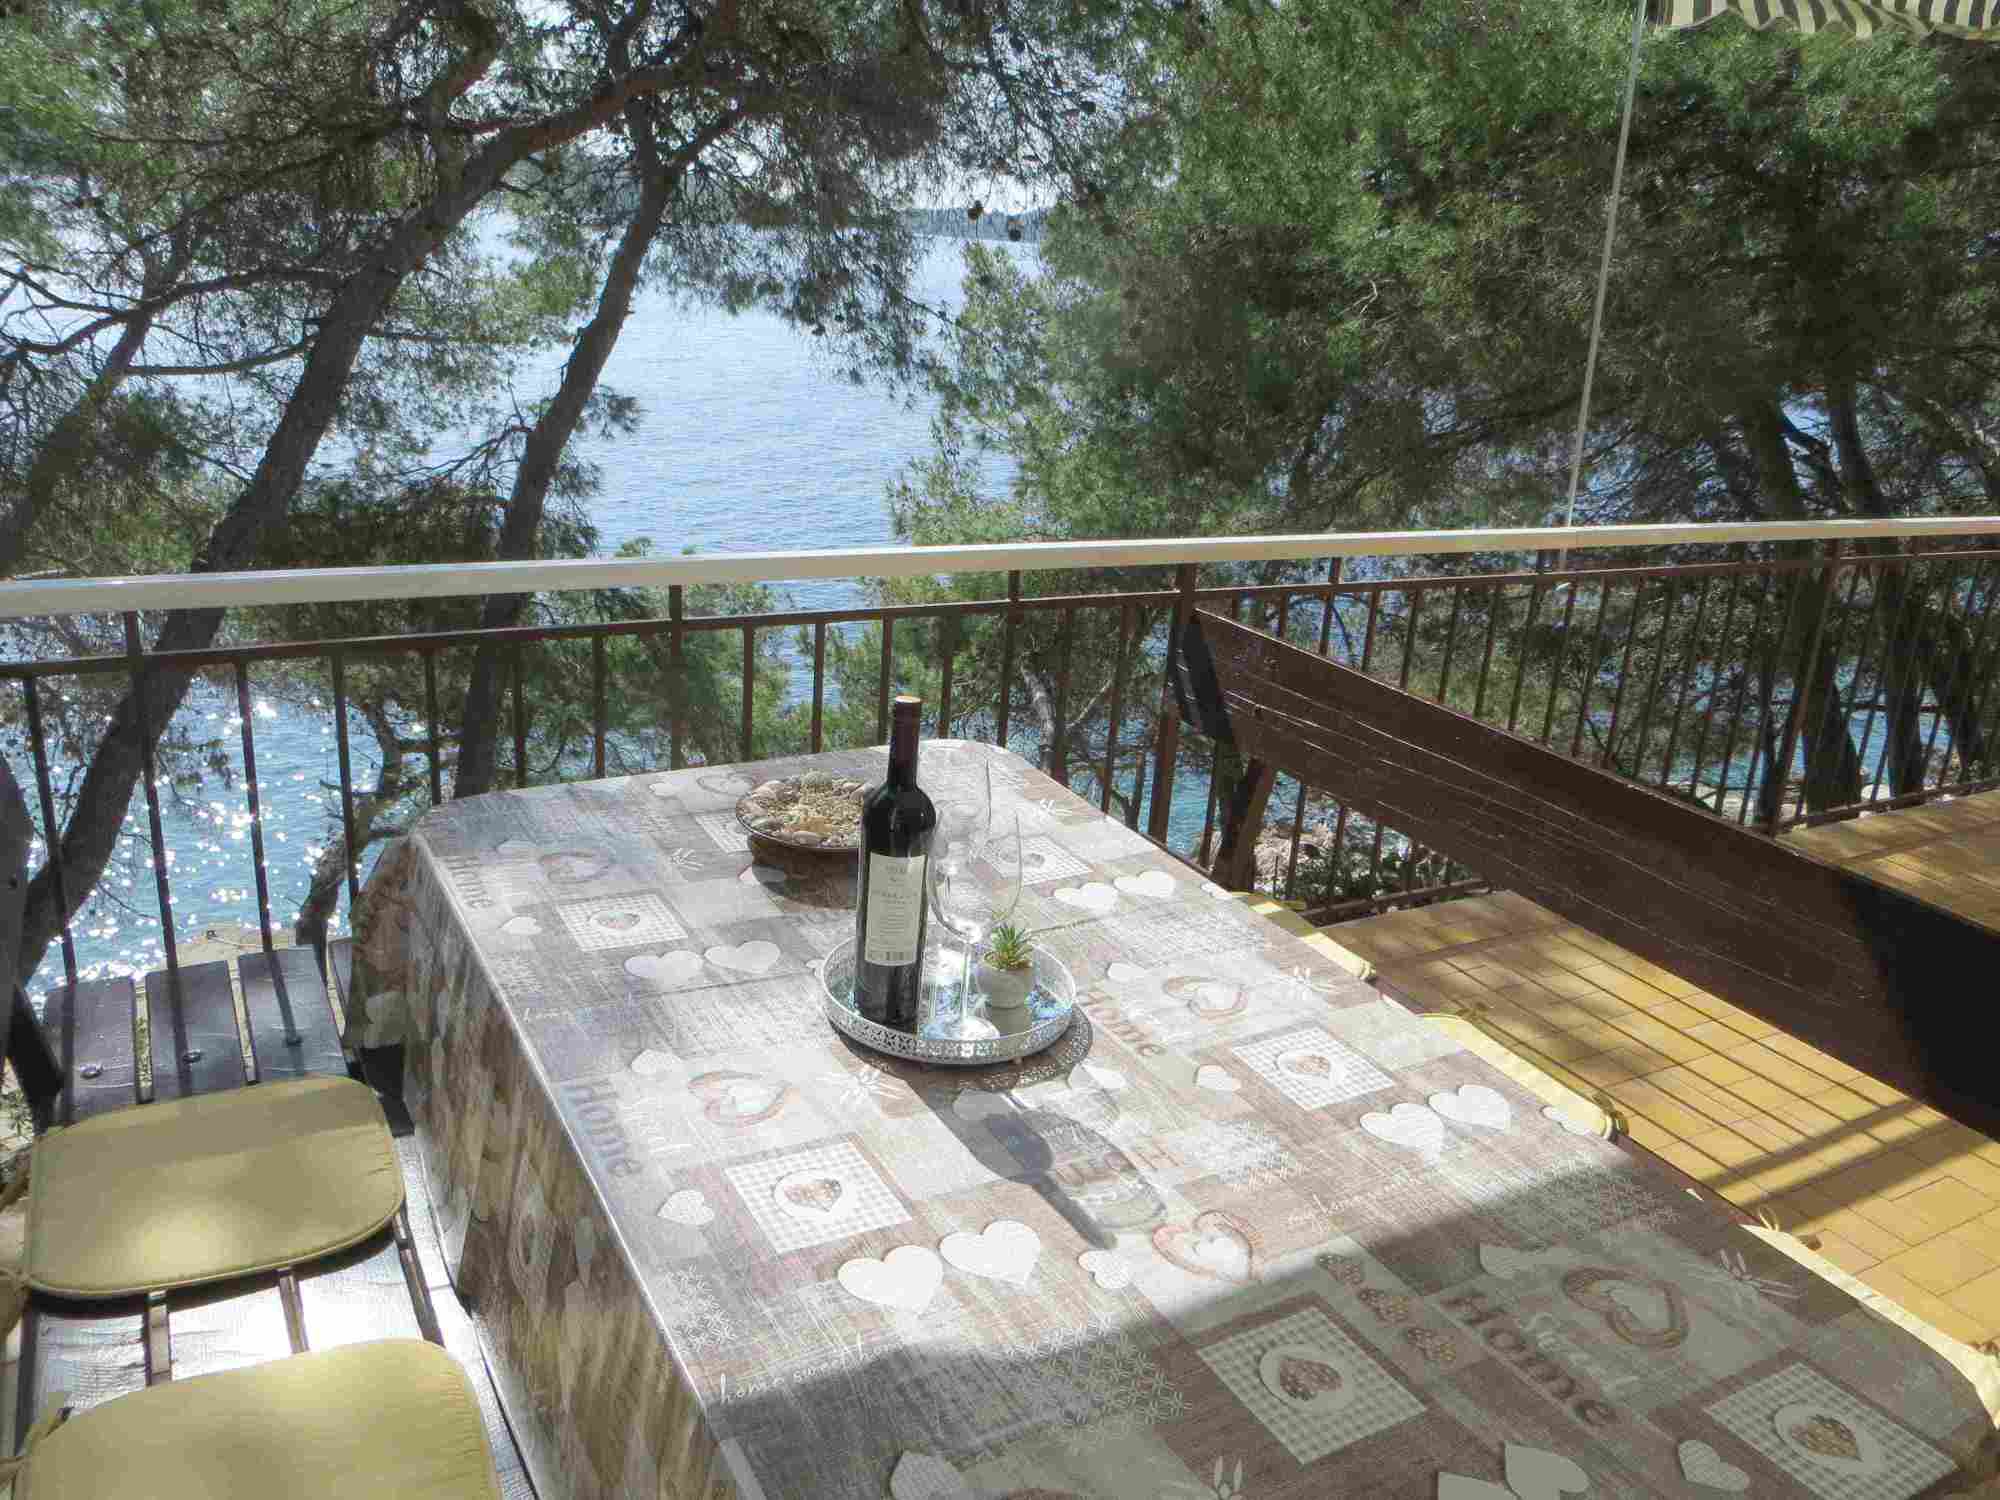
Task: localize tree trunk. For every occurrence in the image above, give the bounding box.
[1798,640,1862,813]
[8,34,699,986]
[454,107,683,799]
[1210,754,1276,891]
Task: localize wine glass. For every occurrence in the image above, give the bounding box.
[927,810,1024,1031]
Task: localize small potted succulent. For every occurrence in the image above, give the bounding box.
[977,923,1036,1008]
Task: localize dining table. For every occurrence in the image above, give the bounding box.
[345,740,1994,1500]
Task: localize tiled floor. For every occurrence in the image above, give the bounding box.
[1326,791,2000,1348]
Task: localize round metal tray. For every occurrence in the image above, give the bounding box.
[817,936,1076,1066]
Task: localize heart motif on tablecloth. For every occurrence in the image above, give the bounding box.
[706,940,782,975]
[689,1071,789,1126]
[1053,883,1118,914]
[1194,1065,1241,1092]
[773,1167,853,1221]
[1677,1440,1750,1491]
[783,1177,845,1214]
[1259,1344,1349,1411]
[1104,961,1147,984]
[539,850,613,886]
[625,949,704,986]
[500,915,542,937]
[940,1219,1041,1285]
[658,1189,714,1227]
[1278,1048,1334,1079]
[1077,1250,1130,1290]
[697,771,755,796]
[1153,1210,1259,1284]
[1772,1403,1880,1471]
[629,1048,675,1078]
[1430,1084,1512,1131]
[1505,1443,1590,1499]
[1360,1102,1445,1156]
[1165,976,1247,1019]
[839,1245,944,1313]
[1113,871,1176,901]
[1563,1267,1690,1349]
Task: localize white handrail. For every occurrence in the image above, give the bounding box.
[3,517,1997,619]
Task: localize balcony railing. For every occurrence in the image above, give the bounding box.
[4,516,1998,1001]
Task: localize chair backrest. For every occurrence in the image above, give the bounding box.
[1173,607,2000,1140]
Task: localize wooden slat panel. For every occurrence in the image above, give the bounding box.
[1180,609,2000,1139]
[144,961,247,1102]
[42,975,139,1124]
[237,946,344,1082]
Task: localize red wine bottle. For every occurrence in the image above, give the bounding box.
[855,695,936,1030]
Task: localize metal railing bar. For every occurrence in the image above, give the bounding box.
[875,616,895,743]
[124,612,185,1002]
[1658,576,1715,789]
[1790,555,1868,822]
[996,570,1020,749]
[1915,556,1970,786]
[19,548,2000,683]
[1568,580,1614,760]
[936,616,957,738]
[1957,561,2000,778]
[668,585,687,770]
[422,649,443,807]
[1764,541,1844,834]
[21,677,78,989]
[1624,580,1677,780]
[1866,556,1925,808]
[509,647,528,789]
[1538,583,1583,746]
[1711,569,1775,818]
[10,518,1993,618]
[1471,583,1504,722]
[1435,583,1466,704]
[740,625,756,762]
[810,622,827,755]
[233,661,278,958]
[330,650,362,915]
[592,636,609,779]
[1600,579,1649,768]
[1101,603,1134,817]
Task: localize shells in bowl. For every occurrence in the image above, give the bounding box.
[736,773,868,850]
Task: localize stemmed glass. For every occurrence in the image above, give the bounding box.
[927,809,1024,1034]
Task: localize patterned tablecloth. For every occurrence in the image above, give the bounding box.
[347,742,1993,1500]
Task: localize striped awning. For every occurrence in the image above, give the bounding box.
[1659,0,1996,39]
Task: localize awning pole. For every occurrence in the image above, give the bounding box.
[1558,0,1650,573]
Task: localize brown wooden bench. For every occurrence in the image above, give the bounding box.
[1174,607,2000,1143]
[5,936,534,1496]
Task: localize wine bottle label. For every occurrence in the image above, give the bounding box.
[863,853,926,966]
